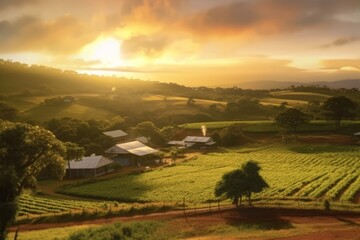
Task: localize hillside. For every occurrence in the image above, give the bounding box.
[235,79,360,90]
[2,60,360,125]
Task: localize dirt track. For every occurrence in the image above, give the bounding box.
[9,207,360,240]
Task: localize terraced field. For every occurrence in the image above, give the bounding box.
[60,145,360,204]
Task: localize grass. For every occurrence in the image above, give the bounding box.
[21,103,115,121]
[269,91,331,102]
[59,145,360,204]
[7,225,97,240]
[182,120,360,132]
[259,97,308,107]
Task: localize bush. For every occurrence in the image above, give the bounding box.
[66,221,162,240]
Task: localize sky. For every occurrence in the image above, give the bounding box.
[1,0,360,86]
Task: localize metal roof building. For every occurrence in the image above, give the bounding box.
[105,141,158,157]
[168,136,216,148]
[66,155,114,178]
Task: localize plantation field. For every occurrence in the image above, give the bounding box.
[181,120,360,132]
[60,145,360,203]
[18,193,114,216]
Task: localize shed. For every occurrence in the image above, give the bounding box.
[66,155,114,178]
[105,141,159,166]
[169,136,216,149]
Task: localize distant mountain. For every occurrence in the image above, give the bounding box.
[313,79,360,89]
[234,79,360,90]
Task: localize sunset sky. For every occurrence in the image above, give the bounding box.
[1,0,360,86]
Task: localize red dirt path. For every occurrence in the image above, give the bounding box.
[9,207,360,240]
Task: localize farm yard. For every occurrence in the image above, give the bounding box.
[59,145,360,205]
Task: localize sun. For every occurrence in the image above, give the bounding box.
[81,36,123,67]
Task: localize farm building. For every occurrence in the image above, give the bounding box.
[168,136,216,149]
[102,129,128,142]
[66,155,114,178]
[105,141,159,166]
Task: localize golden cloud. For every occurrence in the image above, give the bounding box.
[0,15,103,54]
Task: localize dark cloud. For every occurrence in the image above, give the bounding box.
[0,15,100,54]
[184,0,360,37]
[321,36,360,48]
[121,35,170,58]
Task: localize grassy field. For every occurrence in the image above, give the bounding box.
[269,91,331,102]
[60,145,360,204]
[21,103,115,121]
[181,120,360,132]
[259,97,308,107]
[8,225,97,240]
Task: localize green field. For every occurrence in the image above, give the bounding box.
[269,91,331,102]
[181,120,360,132]
[21,103,115,121]
[60,145,360,203]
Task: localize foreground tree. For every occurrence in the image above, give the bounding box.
[0,102,19,121]
[215,169,245,207]
[275,108,309,133]
[215,160,268,207]
[241,161,269,205]
[0,121,66,239]
[322,96,357,129]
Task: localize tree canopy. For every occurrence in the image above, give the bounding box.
[132,121,165,146]
[275,108,309,133]
[0,121,66,238]
[215,160,268,206]
[322,96,357,128]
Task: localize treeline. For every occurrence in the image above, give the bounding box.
[0,59,269,101]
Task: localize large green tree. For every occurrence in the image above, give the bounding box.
[215,169,246,207]
[215,161,268,206]
[322,96,357,129]
[275,108,309,133]
[0,121,66,239]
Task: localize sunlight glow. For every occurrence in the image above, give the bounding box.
[80,36,123,67]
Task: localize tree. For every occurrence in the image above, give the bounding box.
[215,160,268,207]
[241,161,269,205]
[215,169,245,207]
[187,97,195,106]
[133,121,165,146]
[219,125,246,147]
[0,101,19,121]
[322,96,357,129]
[275,108,309,133]
[64,142,85,178]
[0,121,66,239]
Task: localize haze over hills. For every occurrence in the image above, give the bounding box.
[233,79,360,90]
